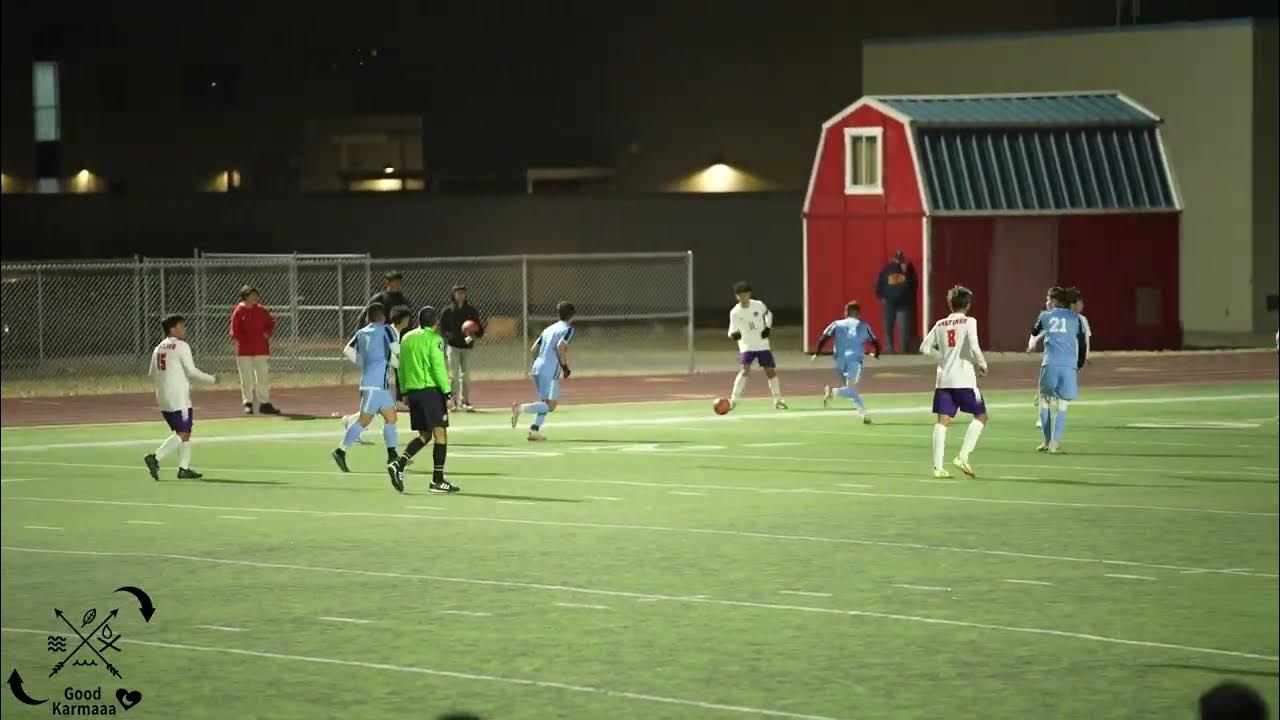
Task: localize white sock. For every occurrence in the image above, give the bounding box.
[932,424,948,469]
[730,371,748,403]
[960,419,985,459]
[155,434,181,460]
[179,440,192,469]
[767,376,782,401]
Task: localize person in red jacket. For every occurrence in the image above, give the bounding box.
[228,285,279,414]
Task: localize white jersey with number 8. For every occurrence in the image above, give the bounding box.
[149,338,215,412]
[920,313,987,389]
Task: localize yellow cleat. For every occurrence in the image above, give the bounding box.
[932,468,953,479]
[953,456,976,478]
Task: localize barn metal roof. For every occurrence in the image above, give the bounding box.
[916,126,1176,212]
[874,93,1159,127]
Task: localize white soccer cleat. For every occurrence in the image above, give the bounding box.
[822,386,833,408]
[774,400,789,410]
[1034,418,1043,428]
[1036,443,1050,452]
[861,412,872,425]
[932,468,953,479]
[510,403,520,429]
[952,456,976,478]
[527,431,546,442]
[1047,443,1064,454]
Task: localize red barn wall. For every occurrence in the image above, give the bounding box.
[928,217,994,348]
[804,101,925,350]
[1058,214,1181,349]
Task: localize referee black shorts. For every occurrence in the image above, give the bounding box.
[406,389,449,432]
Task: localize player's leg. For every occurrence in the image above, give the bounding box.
[333,392,378,472]
[953,387,988,477]
[729,355,751,409]
[175,409,201,479]
[517,375,553,438]
[527,379,559,441]
[255,356,277,414]
[761,353,786,409]
[146,411,185,480]
[1049,370,1077,452]
[378,398,399,464]
[834,362,868,420]
[931,391,956,477]
[447,347,463,407]
[457,349,473,411]
[236,356,255,413]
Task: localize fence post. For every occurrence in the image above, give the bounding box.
[520,254,529,373]
[336,260,345,340]
[132,255,142,358]
[686,250,695,373]
[36,268,45,364]
[289,254,300,370]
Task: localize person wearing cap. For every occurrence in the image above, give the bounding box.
[358,271,412,326]
[875,249,918,353]
[390,305,459,494]
[439,284,484,412]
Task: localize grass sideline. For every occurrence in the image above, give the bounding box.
[2,381,1277,718]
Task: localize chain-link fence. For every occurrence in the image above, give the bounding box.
[0,252,694,393]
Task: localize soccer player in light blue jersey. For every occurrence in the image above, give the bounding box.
[332,303,401,472]
[813,301,881,423]
[1027,287,1087,453]
[511,301,576,441]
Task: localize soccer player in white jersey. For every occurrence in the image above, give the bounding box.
[919,286,989,479]
[144,314,217,480]
[727,281,786,410]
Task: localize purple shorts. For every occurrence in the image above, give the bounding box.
[739,350,776,368]
[932,388,986,418]
[161,408,194,433]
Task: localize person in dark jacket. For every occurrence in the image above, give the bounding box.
[358,272,412,326]
[439,284,484,412]
[875,250,918,353]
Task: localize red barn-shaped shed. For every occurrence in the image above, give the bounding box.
[803,92,1182,352]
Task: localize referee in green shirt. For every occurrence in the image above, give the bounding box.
[390,306,459,493]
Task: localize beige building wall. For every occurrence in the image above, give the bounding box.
[864,20,1277,344]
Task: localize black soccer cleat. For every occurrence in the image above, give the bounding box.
[144,454,160,481]
[387,461,405,493]
[331,448,350,473]
[428,479,461,494]
[258,403,280,415]
[177,467,203,480]
[243,402,254,415]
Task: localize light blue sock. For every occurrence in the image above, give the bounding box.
[533,413,548,430]
[525,401,549,415]
[341,420,364,450]
[1052,408,1067,445]
[1039,408,1052,444]
[382,422,398,451]
[834,387,855,399]
[834,386,864,410]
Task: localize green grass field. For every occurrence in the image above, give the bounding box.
[2,382,1277,719]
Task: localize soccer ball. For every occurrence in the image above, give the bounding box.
[461,319,480,337]
[713,397,731,415]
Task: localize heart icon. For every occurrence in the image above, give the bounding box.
[115,688,143,711]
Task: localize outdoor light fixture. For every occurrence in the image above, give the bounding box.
[383,166,395,174]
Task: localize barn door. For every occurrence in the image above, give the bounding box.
[987,218,1058,351]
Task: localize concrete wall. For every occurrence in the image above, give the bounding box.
[0,192,803,321]
[864,19,1278,345]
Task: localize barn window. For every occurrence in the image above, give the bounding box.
[844,127,883,194]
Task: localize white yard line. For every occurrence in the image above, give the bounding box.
[196,625,246,632]
[7,462,1272,517]
[554,602,611,610]
[778,591,832,598]
[890,584,951,591]
[1180,567,1254,575]
[3,557,1274,662]
[22,525,61,531]
[124,520,165,526]
[997,476,1039,480]
[3,392,1274,452]
[497,500,535,505]
[588,496,624,501]
[833,483,873,489]
[4,499,1275,578]
[1,478,37,483]
[1104,574,1157,581]
[317,616,373,624]
[0,627,843,720]
[406,505,443,511]
[741,442,806,448]
[1002,579,1054,587]
[437,610,492,617]
[217,515,258,521]
[668,491,707,496]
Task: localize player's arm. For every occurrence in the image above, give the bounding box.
[556,339,572,378]
[1076,325,1088,370]
[967,321,988,375]
[760,304,772,339]
[179,343,216,384]
[812,333,832,355]
[386,327,401,369]
[342,332,359,364]
[1026,313,1046,353]
[228,306,241,343]
[147,350,159,378]
[429,337,452,395]
[918,325,939,357]
[529,337,542,355]
[866,326,882,358]
[264,306,276,336]
[727,309,741,341]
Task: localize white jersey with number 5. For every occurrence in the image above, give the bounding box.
[728,299,772,352]
[149,338,215,412]
[920,313,987,389]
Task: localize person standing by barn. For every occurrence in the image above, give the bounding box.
[228,285,279,414]
[439,284,484,412]
[875,250,918,353]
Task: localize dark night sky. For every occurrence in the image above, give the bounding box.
[2,0,1276,189]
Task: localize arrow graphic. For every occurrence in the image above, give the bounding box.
[51,609,122,680]
[114,586,155,622]
[7,669,47,706]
